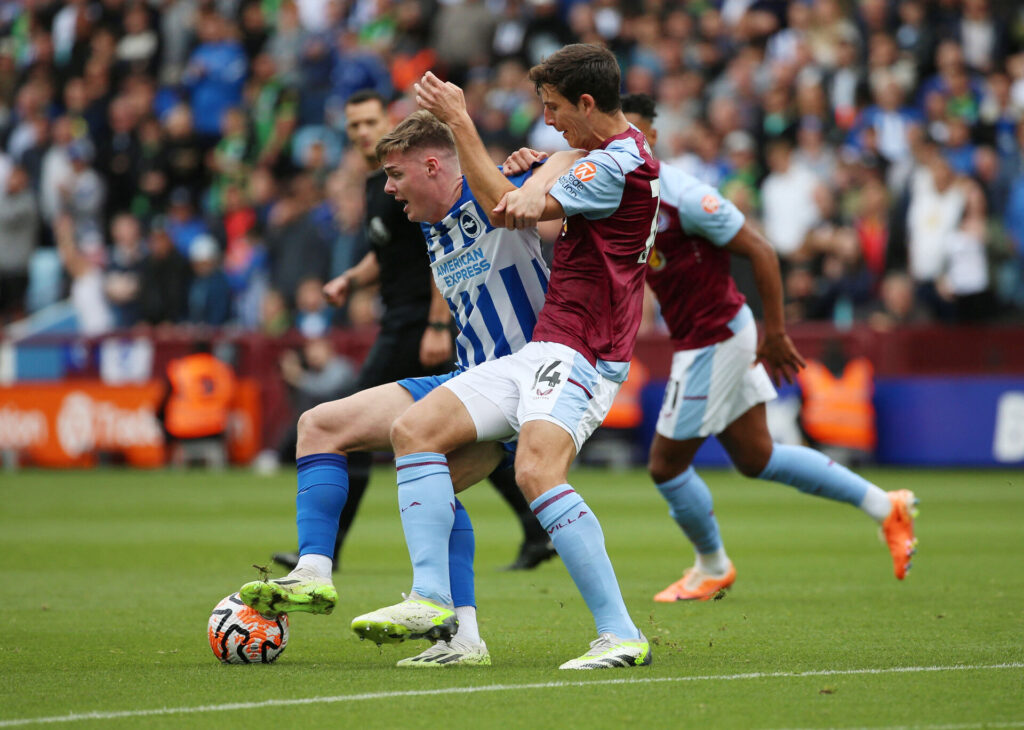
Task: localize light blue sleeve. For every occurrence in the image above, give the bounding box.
[548,151,626,221]
[674,178,746,246]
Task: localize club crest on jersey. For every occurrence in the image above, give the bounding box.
[647,246,666,271]
[368,216,390,245]
[573,161,597,182]
[458,209,482,239]
[701,194,720,214]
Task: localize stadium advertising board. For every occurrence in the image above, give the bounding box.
[0,380,262,466]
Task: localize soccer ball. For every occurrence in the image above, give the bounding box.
[208,593,289,664]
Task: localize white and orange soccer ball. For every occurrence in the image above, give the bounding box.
[208,593,289,664]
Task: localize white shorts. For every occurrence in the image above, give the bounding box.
[441,341,623,454]
[655,306,777,441]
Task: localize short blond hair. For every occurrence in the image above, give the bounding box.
[375,110,455,162]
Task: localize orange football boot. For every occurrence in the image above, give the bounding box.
[881,489,919,580]
[654,563,736,602]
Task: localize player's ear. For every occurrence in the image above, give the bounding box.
[424,156,440,176]
[578,93,596,115]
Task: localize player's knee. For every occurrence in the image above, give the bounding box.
[511,457,561,498]
[648,446,689,485]
[296,404,337,455]
[390,411,427,454]
[733,444,771,478]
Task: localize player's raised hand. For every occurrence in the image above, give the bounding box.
[322,273,352,306]
[414,71,466,124]
[756,332,807,385]
[493,187,547,230]
[502,148,548,176]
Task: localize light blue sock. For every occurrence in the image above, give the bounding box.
[655,467,722,554]
[396,452,455,606]
[448,498,475,608]
[758,444,869,505]
[296,453,348,558]
[531,485,639,640]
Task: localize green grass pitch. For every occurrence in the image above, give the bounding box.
[2,465,1022,729]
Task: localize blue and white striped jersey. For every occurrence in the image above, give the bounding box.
[420,175,550,369]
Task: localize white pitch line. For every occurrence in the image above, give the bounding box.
[1,662,1021,728]
[782,723,1024,730]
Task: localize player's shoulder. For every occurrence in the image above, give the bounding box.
[659,161,727,213]
[585,127,652,177]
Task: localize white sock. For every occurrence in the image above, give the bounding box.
[454,605,481,644]
[859,486,892,523]
[295,554,333,579]
[695,547,731,576]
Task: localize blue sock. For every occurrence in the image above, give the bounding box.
[296,453,348,558]
[758,444,869,505]
[655,467,722,554]
[531,485,638,640]
[396,452,455,606]
[448,498,475,608]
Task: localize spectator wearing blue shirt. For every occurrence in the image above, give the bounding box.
[165,187,209,256]
[182,12,247,142]
[187,235,232,326]
[849,78,923,166]
[328,30,392,118]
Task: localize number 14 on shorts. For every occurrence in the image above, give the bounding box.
[533,360,564,396]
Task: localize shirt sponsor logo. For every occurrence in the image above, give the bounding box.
[701,194,720,214]
[435,246,491,287]
[573,161,597,182]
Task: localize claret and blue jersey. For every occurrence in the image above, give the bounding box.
[420,172,550,370]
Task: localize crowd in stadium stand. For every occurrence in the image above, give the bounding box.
[3,0,1024,337]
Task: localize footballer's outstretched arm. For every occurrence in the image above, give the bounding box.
[725,223,806,384]
[415,72,516,222]
[416,72,564,228]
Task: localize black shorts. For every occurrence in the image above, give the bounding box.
[354,320,454,392]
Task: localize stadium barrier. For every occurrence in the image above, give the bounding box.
[1,324,1022,467]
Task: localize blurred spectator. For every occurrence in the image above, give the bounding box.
[761,138,826,259]
[260,336,356,469]
[182,11,247,141]
[294,275,331,337]
[61,138,105,239]
[904,143,976,319]
[259,288,290,336]
[116,2,159,77]
[186,234,232,325]
[139,220,191,325]
[165,187,208,255]
[103,213,146,327]
[98,96,141,219]
[279,337,355,407]
[162,105,206,202]
[54,214,114,335]
[0,165,38,321]
[868,272,932,330]
[264,174,330,308]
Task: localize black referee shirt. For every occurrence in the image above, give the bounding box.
[364,168,434,327]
